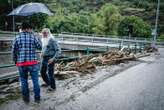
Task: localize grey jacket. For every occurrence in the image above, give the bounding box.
[42,38,61,61]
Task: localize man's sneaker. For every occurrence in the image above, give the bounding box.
[23,97,30,104]
[41,83,49,87]
[35,99,40,103]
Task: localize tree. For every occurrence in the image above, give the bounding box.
[47,12,91,33]
[0,0,9,30]
[158,34,164,42]
[91,3,123,35]
[28,14,48,31]
[67,12,91,33]
[118,15,151,38]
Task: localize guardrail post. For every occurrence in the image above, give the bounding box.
[139,43,142,52]
[92,37,94,43]
[121,40,123,48]
[76,37,78,41]
[128,42,130,50]
[74,36,76,41]
[61,34,64,41]
[119,41,122,50]
[106,46,109,51]
[144,43,146,50]
[91,37,94,46]
[135,42,137,53]
[86,47,90,55]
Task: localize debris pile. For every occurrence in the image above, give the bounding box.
[55,51,136,78]
[144,45,158,52]
[0,83,20,104]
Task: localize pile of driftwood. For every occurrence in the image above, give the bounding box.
[55,51,136,78]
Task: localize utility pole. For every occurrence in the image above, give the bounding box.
[153,0,160,45]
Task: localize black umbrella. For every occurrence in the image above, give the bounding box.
[8,2,53,16]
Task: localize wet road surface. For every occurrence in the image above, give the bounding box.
[55,49,164,110]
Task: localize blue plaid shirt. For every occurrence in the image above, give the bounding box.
[12,32,42,63]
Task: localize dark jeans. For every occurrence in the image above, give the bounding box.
[41,57,56,89]
[18,64,40,101]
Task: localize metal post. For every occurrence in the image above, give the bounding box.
[12,0,15,32]
[61,34,64,41]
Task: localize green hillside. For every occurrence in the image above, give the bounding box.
[47,0,163,33]
[0,0,163,38]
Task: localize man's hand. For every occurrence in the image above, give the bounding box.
[14,60,17,64]
[40,53,43,58]
[48,58,54,64]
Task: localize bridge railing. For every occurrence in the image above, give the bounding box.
[0,32,163,46]
[57,33,152,45]
[60,32,152,41]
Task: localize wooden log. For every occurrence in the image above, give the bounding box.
[102,56,136,65]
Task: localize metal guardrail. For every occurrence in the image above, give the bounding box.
[0,32,164,50]
[57,33,152,44]
[0,31,17,34]
[60,32,152,40]
[57,33,164,47]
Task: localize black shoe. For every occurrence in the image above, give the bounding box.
[23,97,30,103]
[47,87,56,92]
[35,99,40,103]
[35,98,40,103]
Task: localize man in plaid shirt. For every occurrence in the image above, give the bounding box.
[12,22,42,103]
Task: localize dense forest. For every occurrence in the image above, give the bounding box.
[0,0,164,38]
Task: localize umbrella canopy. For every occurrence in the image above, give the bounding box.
[8,2,53,16]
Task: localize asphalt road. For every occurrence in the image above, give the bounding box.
[56,48,164,110]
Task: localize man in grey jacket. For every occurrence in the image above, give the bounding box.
[40,28,61,91]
